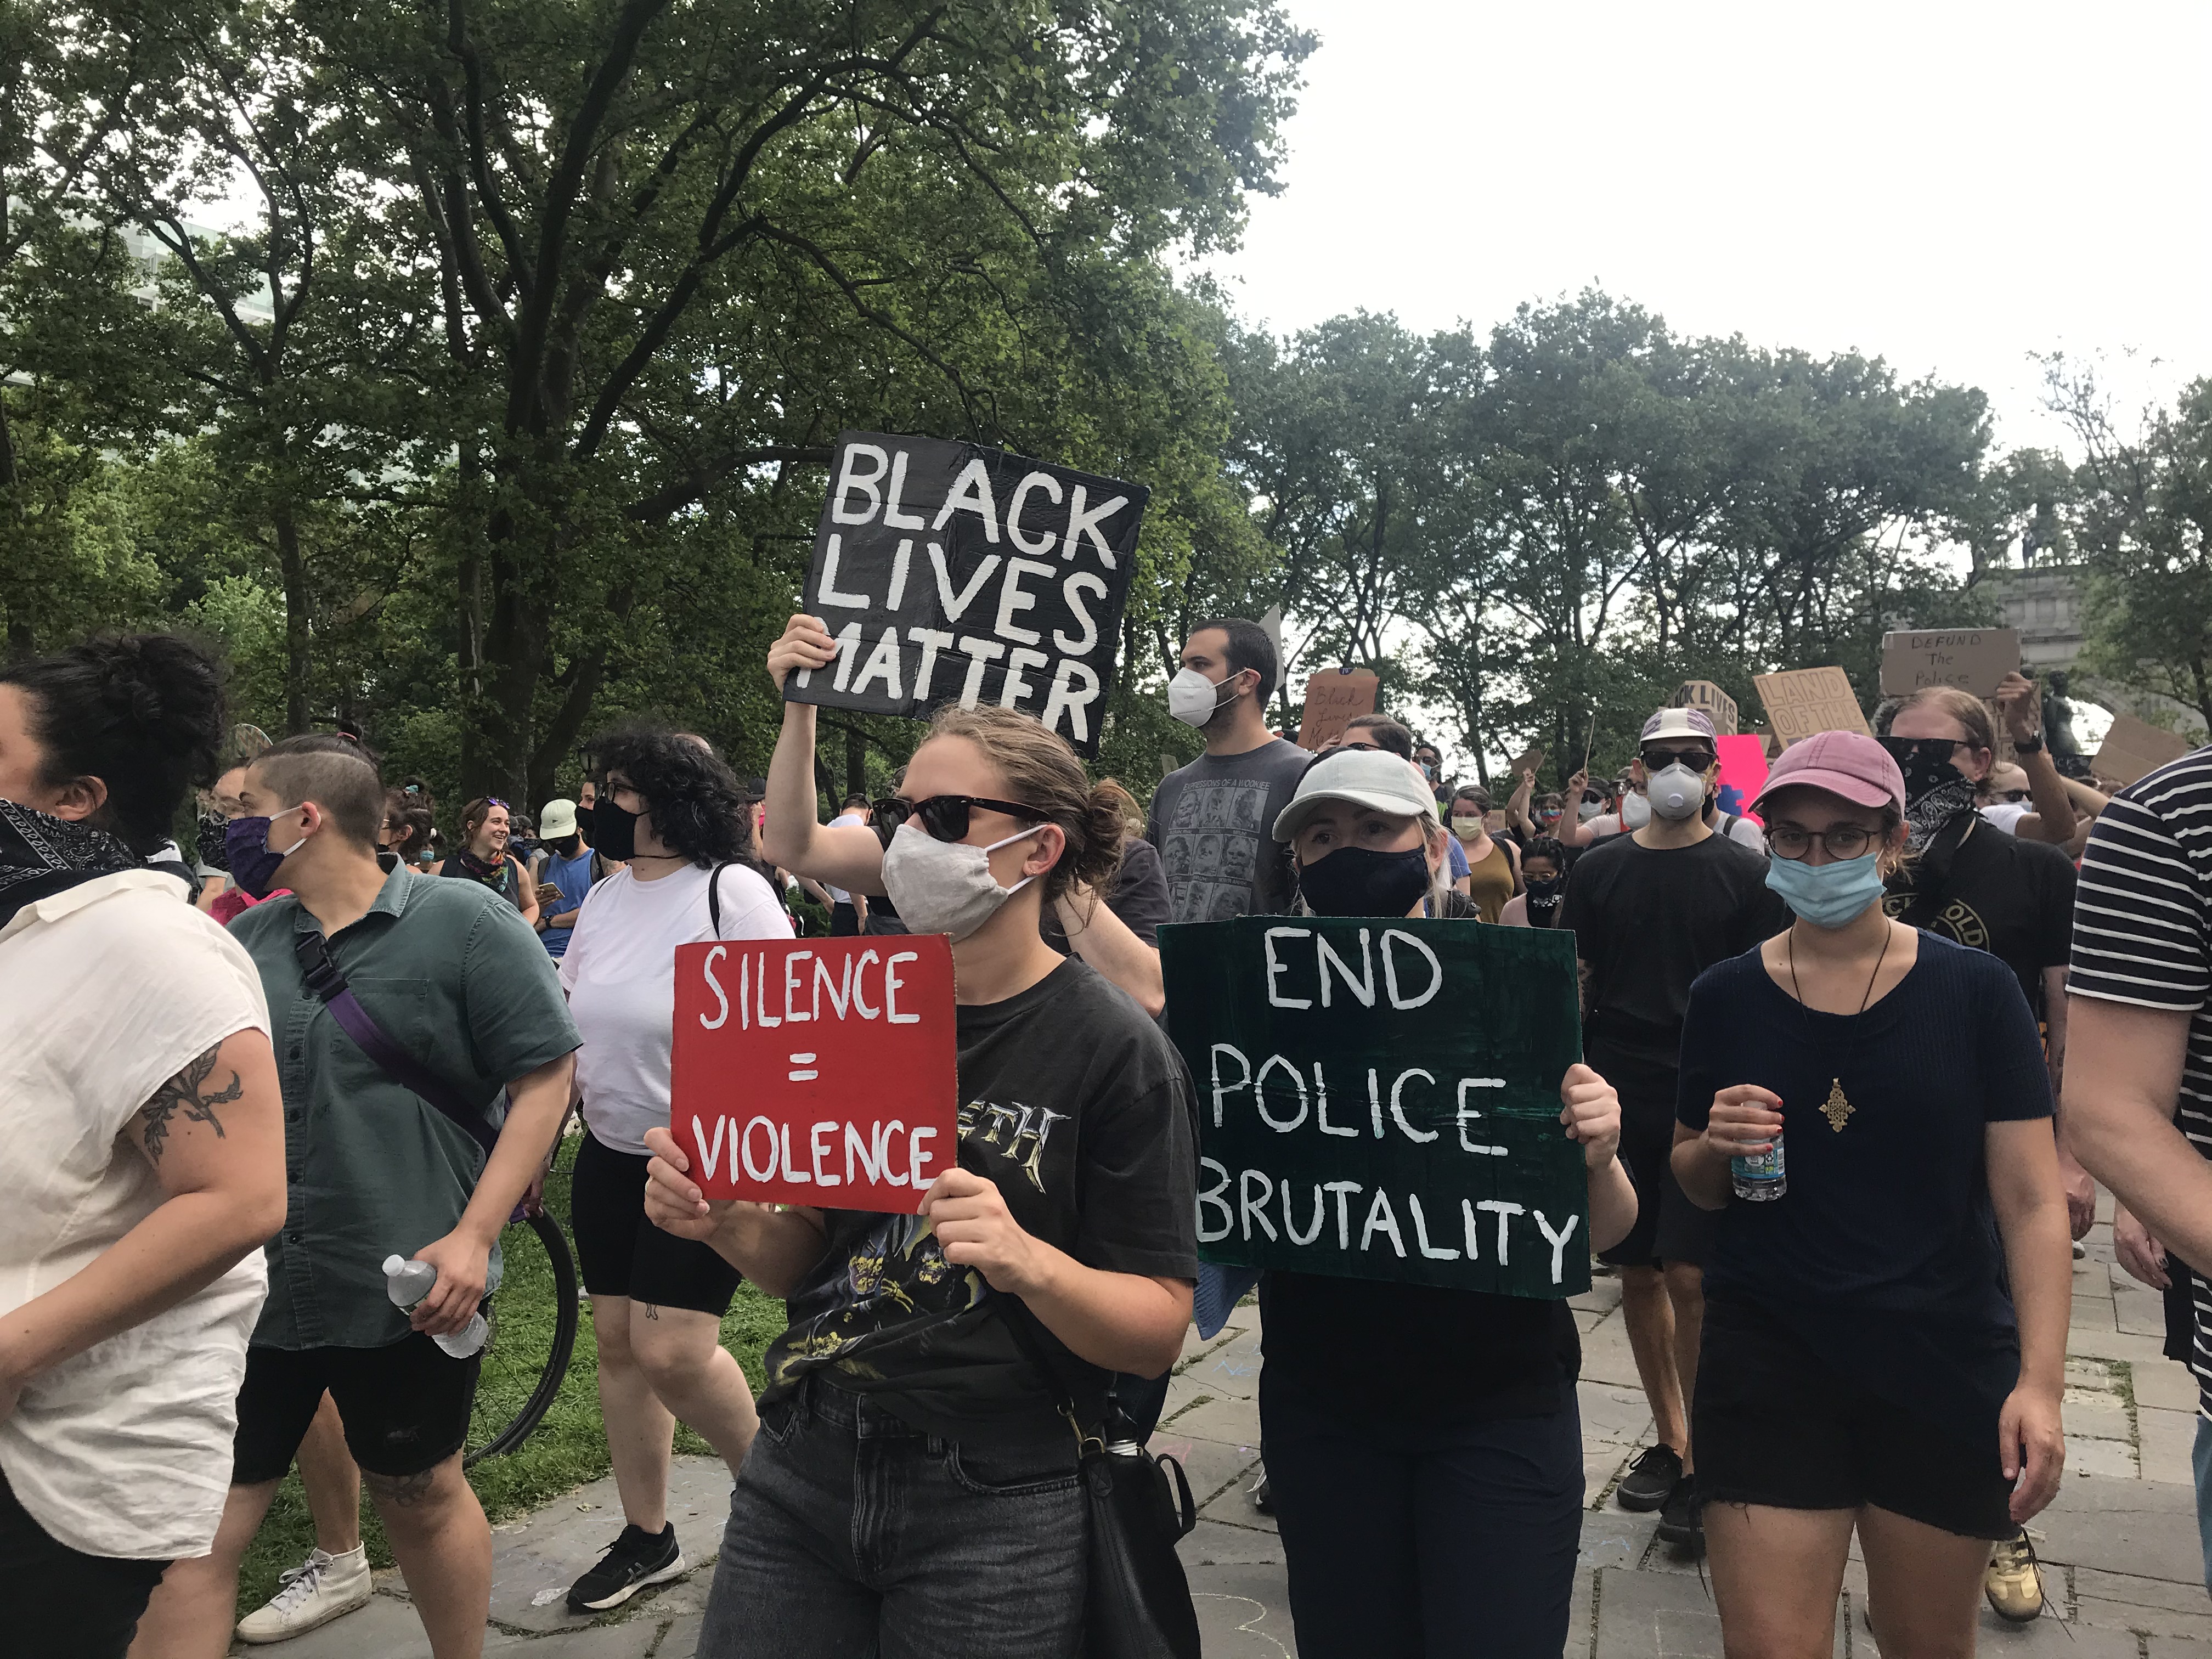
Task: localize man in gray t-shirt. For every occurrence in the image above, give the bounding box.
[1145,618,1311,923]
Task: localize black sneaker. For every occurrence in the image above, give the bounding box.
[1615,1444,1682,1513]
[566,1522,685,1613]
[1656,1476,1703,1553]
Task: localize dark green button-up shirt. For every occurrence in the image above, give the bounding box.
[230,866,580,1349]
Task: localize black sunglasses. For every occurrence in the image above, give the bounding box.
[1640,746,1716,772]
[873,794,1047,843]
[1880,736,1973,762]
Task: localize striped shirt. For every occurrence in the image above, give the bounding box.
[2068,744,2212,1414]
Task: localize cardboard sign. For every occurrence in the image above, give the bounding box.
[1297,667,1381,752]
[785,432,1148,757]
[1674,680,1739,736]
[1714,734,1770,828]
[1878,629,2021,698]
[2094,713,2198,787]
[1509,744,1546,781]
[1159,917,1589,1298]
[1754,667,1869,747]
[669,935,959,1211]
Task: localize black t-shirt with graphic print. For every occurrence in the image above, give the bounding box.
[1883,811,2074,1021]
[758,957,1200,1453]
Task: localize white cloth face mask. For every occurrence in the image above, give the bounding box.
[1167,667,1235,729]
[879,822,1043,941]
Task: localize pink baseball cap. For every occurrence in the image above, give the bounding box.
[1750,729,1905,816]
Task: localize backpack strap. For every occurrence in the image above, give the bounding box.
[707,861,728,938]
[291,929,501,1159]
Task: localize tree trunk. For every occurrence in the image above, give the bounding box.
[274,505,312,734]
[0,388,27,656]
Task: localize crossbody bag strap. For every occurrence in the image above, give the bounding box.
[996,1295,1125,1457]
[707,861,727,938]
[291,929,502,1160]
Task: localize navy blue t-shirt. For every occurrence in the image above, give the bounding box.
[1677,930,2053,1432]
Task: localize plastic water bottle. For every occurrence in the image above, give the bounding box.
[382,1254,489,1358]
[1731,1132,1786,1202]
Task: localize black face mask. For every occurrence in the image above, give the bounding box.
[1297,845,1432,918]
[376,848,400,874]
[591,798,637,861]
[549,833,582,858]
[1526,876,1565,904]
[198,811,232,871]
[1879,736,1967,805]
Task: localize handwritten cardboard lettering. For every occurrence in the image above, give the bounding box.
[1878,629,2020,699]
[1673,680,1739,736]
[1754,667,1869,747]
[1297,668,1381,752]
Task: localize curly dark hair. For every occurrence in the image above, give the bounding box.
[1522,836,1568,869]
[0,633,226,853]
[592,721,758,870]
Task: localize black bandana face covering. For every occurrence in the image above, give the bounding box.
[0,799,139,930]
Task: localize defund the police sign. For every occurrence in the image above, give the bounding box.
[784,432,1148,757]
[670,935,959,1212]
[1159,917,1590,1298]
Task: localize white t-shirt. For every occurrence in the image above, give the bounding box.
[823,812,866,905]
[0,871,272,1560]
[560,862,792,1155]
[1980,802,2033,836]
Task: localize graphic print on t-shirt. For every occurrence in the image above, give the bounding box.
[1160,776,1273,923]
[765,1092,1067,1389]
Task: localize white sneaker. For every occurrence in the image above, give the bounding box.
[235,1544,373,1643]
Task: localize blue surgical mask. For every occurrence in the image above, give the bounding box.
[1764,851,1885,930]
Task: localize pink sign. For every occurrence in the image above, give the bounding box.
[1714,735,1770,828]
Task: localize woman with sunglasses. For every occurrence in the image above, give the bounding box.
[1670,730,2070,1657]
[555,726,792,1613]
[433,797,540,926]
[633,616,1199,1657]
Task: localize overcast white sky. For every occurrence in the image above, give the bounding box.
[1206,0,2212,455]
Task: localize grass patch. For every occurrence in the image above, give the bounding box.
[236,1135,784,1615]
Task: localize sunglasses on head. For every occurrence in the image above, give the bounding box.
[485,797,510,809]
[1640,746,1715,772]
[873,794,1046,843]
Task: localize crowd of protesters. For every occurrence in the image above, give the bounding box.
[3,617,2207,1659]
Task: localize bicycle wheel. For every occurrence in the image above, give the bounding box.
[465,1209,580,1469]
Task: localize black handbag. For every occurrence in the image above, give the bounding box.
[1002,1302,1202,1659]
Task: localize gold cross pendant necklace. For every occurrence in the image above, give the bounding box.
[1788,922,1893,1133]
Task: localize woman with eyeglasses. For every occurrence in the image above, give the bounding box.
[433,797,540,926]
[1669,730,2070,1658]
[631,614,1199,1657]
[552,725,792,1613]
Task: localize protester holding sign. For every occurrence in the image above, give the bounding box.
[1562,706,1788,1551]
[1245,747,1637,1658]
[556,727,792,1614]
[638,642,1199,1657]
[1671,731,2069,1656]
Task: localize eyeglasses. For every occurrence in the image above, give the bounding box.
[874,794,1047,843]
[1764,825,1877,861]
[1641,746,1716,772]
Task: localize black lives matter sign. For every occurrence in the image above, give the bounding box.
[1160,917,1590,1299]
[785,432,1148,757]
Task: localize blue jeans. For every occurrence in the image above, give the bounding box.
[696,1377,1087,1658]
[1262,1370,1585,1658]
[2193,1415,2212,1592]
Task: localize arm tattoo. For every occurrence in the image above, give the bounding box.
[139,1044,243,1164]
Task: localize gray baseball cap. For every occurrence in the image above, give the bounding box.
[1273,748,1440,843]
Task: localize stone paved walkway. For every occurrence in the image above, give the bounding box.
[251,1195,2210,1656]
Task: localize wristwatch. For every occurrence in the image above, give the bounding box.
[2013,730,2044,754]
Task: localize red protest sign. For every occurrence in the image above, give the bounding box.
[670,935,959,1212]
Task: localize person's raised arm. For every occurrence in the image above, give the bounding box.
[1561,770,1601,847]
[407,1050,574,1335]
[1984,1113,2070,1521]
[1996,674,2080,848]
[1053,883,1164,1017]
[642,1125,831,1296]
[1506,769,1536,840]
[762,614,893,896]
[0,1028,286,1420]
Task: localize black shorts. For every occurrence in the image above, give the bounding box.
[1,1469,168,1658]
[1590,1051,1716,1270]
[1693,1294,2015,1540]
[572,1130,743,1316]
[233,1335,480,1483]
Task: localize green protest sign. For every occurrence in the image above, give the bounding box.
[1159,917,1589,1299]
